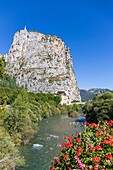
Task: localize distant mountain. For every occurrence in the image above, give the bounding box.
[80,88,111,101]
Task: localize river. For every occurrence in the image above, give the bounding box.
[17,114,84,170]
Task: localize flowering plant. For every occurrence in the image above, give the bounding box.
[50,120,113,170]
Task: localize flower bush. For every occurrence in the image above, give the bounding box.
[50,120,113,170]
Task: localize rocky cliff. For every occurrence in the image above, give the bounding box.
[4,28,81,104]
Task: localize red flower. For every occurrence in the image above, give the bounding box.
[63,136,73,148]
[68,168,72,170]
[88,144,93,151]
[75,151,81,156]
[96,130,103,135]
[105,154,112,160]
[103,120,108,123]
[102,139,112,145]
[102,139,109,145]
[77,146,83,152]
[90,123,99,128]
[94,145,102,151]
[90,146,93,151]
[104,130,107,133]
[109,120,113,124]
[87,152,90,155]
[61,142,65,147]
[63,154,68,160]
[92,157,100,163]
[50,166,54,170]
[84,121,89,125]
[76,138,81,143]
[65,142,73,148]
[93,164,98,170]
[54,156,59,164]
[110,120,113,122]
[64,136,67,139]
[109,121,113,127]
[67,137,72,143]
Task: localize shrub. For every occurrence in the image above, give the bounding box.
[50,120,113,170]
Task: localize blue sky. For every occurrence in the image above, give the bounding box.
[0,0,113,89]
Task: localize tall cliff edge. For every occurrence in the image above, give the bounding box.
[4,28,81,104]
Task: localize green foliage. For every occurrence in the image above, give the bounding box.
[0,105,25,169]
[0,67,22,105]
[0,87,20,105]
[0,74,19,89]
[83,91,113,123]
[0,57,6,78]
[66,104,82,118]
[0,60,21,91]
[3,90,38,143]
[28,92,61,106]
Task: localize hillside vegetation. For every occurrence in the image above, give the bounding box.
[83,91,113,123]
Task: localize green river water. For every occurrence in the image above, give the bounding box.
[17,114,83,170]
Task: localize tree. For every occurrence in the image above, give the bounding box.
[83,91,113,123]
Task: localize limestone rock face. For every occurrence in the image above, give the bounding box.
[5,29,81,104]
